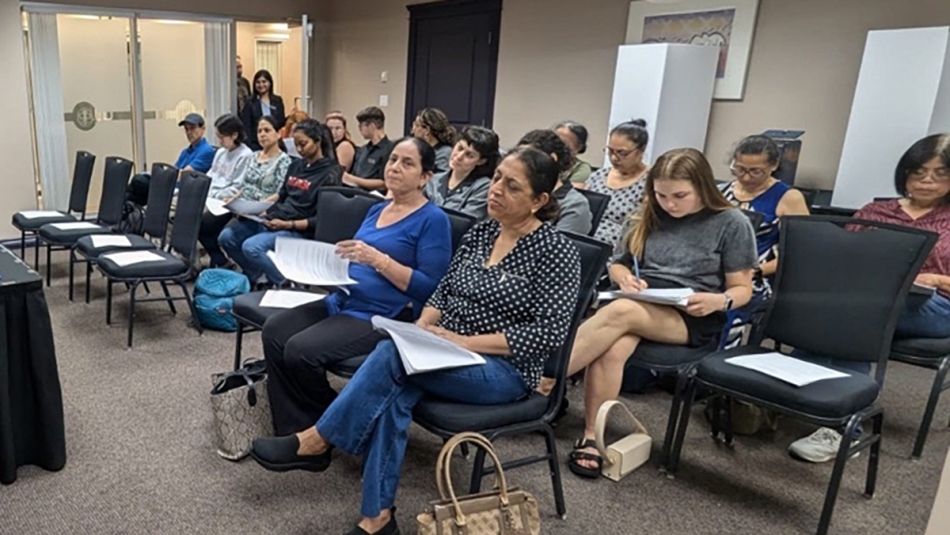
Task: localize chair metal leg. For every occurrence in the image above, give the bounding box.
[233,325,245,371]
[661,370,689,468]
[20,231,25,260]
[127,282,139,348]
[817,416,859,535]
[668,380,698,474]
[177,281,203,335]
[106,281,113,325]
[85,261,92,303]
[865,412,883,497]
[34,236,40,270]
[160,282,177,314]
[468,446,487,494]
[45,243,52,286]
[68,250,76,302]
[912,356,950,459]
[543,424,567,519]
[723,396,735,447]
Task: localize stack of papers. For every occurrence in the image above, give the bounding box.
[205,198,229,216]
[224,198,272,222]
[598,288,695,307]
[258,290,326,309]
[371,316,485,375]
[102,250,165,267]
[90,235,133,248]
[266,237,356,286]
[20,210,64,219]
[51,222,101,231]
[725,352,850,387]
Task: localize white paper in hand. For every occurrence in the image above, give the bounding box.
[224,197,272,217]
[372,316,485,374]
[19,210,64,219]
[258,290,326,309]
[725,352,850,387]
[266,237,356,286]
[90,235,133,248]
[102,250,165,267]
[601,288,694,306]
[205,198,229,216]
[51,221,101,231]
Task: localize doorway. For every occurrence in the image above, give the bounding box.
[404,0,501,132]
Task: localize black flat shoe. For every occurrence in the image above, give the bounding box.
[249,435,333,473]
[344,509,399,535]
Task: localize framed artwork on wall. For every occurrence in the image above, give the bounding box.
[625,0,760,100]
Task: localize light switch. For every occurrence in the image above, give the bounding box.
[380,70,389,83]
[379,94,389,107]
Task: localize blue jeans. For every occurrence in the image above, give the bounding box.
[217,218,301,284]
[316,340,529,517]
[896,293,950,339]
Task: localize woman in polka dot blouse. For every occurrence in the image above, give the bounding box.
[250,146,582,535]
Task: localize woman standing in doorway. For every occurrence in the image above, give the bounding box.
[242,69,286,150]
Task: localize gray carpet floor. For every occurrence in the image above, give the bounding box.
[2,259,948,534]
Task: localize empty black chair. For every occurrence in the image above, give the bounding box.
[889,334,950,459]
[70,163,178,303]
[440,206,477,253]
[576,188,609,237]
[12,150,96,268]
[37,156,132,286]
[96,171,211,348]
[666,216,936,535]
[411,231,611,518]
[230,186,383,368]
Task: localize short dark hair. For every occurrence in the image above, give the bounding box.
[415,107,457,146]
[517,129,574,175]
[252,69,275,98]
[894,133,950,196]
[257,115,281,133]
[505,146,561,222]
[214,113,245,145]
[459,126,500,179]
[356,106,386,129]
[554,120,589,154]
[392,136,437,174]
[733,134,781,166]
[610,119,648,150]
[293,119,337,163]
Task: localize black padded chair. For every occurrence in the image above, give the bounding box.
[666,216,936,535]
[70,163,178,303]
[889,334,950,459]
[37,156,133,286]
[12,150,96,269]
[410,232,611,519]
[230,186,383,368]
[96,171,211,348]
[576,188,609,238]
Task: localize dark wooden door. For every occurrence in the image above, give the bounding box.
[405,0,502,133]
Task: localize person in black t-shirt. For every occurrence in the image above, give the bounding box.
[343,106,394,191]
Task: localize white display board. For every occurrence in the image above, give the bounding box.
[605,43,718,166]
[833,27,950,209]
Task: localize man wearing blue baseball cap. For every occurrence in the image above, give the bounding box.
[175,113,215,173]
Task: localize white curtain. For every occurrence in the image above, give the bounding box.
[27,13,71,211]
[204,21,233,143]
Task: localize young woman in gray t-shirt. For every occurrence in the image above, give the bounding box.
[564,147,758,479]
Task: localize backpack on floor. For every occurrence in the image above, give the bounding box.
[193,269,250,332]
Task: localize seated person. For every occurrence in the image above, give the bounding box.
[411,107,457,173]
[202,116,291,268]
[249,147,582,535]
[788,133,950,463]
[326,111,357,172]
[343,106,394,191]
[564,148,756,479]
[587,119,651,248]
[424,125,500,220]
[280,110,310,157]
[259,137,453,435]
[555,120,594,187]
[218,119,339,284]
[174,113,216,174]
[518,129,592,235]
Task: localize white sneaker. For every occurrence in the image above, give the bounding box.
[788,427,854,463]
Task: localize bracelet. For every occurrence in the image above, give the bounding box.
[375,254,392,273]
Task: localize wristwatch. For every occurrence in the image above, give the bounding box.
[722,293,734,312]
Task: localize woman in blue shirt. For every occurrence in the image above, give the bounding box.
[260,137,453,435]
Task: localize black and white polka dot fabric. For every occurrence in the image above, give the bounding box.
[586,167,646,248]
[427,220,581,389]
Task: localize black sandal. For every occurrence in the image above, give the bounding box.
[567,438,602,479]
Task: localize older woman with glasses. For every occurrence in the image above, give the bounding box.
[585,119,651,247]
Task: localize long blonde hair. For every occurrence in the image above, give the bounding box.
[626,148,734,258]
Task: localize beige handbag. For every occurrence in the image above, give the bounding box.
[209,360,272,461]
[594,400,652,481]
[416,432,541,535]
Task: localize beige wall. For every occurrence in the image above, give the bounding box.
[320,0,950,189]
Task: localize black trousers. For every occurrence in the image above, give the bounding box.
[261,300,387,435]
[199,211,233,267]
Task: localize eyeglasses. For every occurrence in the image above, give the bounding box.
[908,167,950,182]
[604,147,635,159]
[729,163,770,179]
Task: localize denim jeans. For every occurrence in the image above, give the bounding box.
[896,292,950,339]
[218,218,301,284]
[316,340,529,517]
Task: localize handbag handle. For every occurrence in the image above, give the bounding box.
[594,400,648,464]
[211,368,260,407]
[434,432,511,528]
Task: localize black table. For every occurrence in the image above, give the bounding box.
[0,244,65,484]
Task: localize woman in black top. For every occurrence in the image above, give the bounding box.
[249,147,581,535]
[242,70,286,150]
[218,119,341,285]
